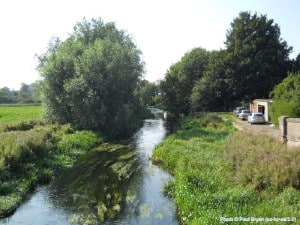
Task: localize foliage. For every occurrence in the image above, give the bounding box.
[152,114,299,224]
[164,11,292,113]
[161,48,211,116]
[0,120,103,217]
[58,130,102,155]
[136,80,161,107]
[269,72,300,125]
[289,52,300,73]
[0,82,42,104]
[38,18,144,139]
[191,50,239,111]
[225,12,291,100]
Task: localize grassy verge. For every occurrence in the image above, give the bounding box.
[152,113,299,225]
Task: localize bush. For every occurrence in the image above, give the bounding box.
[270,72,300,125]
[4,120,45,132]
[270,100,300,126]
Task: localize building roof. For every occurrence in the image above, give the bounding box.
[253,99,273,103]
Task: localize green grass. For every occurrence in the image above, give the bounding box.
[152,113,300,225]
[0,105,43,123]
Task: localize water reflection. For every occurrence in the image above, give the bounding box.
[0,119,178,225]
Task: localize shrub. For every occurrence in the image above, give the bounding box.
[270,72,300,125]
[4,120,45,132]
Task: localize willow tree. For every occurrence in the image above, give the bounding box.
[38,18,144,138]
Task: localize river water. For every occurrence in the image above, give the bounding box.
[0,119,178,225]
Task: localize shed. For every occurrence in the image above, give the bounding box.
[249,99,273,122]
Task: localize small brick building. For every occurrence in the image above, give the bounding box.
[249,99,273,122]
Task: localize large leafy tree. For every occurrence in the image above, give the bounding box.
[191,50,239,111]
[161,48,211,116]
[225,11,292,100]
[38,18,144,138]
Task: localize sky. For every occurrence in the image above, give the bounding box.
[0,0,299,90]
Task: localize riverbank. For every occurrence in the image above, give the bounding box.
[0,105,127,219]
[1,105,174,223]
[152,113,299,225]
[0,121,102,217]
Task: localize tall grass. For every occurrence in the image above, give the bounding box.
[225,132,300,192]
[153,113,299,225]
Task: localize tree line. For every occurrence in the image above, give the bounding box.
[161,11,300,118]
[0,82,42,104]
[3,12,299,138]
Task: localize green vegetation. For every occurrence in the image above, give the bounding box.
[0,82,42,104]
[161,48,211,116]
[54,143,139,223]
[153,114,299,225]
[38,18,145,139]
[0,120,102,217]
[161,12,293,116]
[270,72,300,125]
[0,105,43,123]
[0,127,102,218]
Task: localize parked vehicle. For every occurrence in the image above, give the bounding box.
[238,110,252,120]
[233,107,246,117]
[248,112,265,124]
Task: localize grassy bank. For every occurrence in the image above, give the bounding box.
[0,123,102,217]
[0,105,104,217]
[152,113,299,225]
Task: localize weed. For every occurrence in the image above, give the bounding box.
[225,132,300,192]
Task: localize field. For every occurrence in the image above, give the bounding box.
[152,113,300,225]
[0,105,43,123]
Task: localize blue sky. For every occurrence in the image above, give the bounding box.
[0,0,299,89]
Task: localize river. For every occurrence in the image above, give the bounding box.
[0,119,178,225]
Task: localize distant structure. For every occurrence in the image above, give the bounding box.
[249,99,273,122]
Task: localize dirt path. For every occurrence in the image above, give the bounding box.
[231,119,282,141]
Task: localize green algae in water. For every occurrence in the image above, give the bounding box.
[51,143,140,223]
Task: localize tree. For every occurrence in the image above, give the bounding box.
[161,48,211,116]
[136,80,160,107]
[191,50,239,111]
[269,72,300,124]
[38,18,144,138]
[0,87,14,103]
[290,53,300,73]
[15,83,36,103]
[225,11,292,101]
